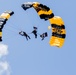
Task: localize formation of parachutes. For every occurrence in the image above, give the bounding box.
[0,2,66,48]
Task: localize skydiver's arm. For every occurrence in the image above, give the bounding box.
[19,32,24,36]
[20,34,24,36]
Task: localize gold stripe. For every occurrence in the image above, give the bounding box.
[49,36,65,48]
[1,13,11,19]
[0,32,2,37]
[49,16,64,25]
[38,10,53,15]
[33,2,40,7]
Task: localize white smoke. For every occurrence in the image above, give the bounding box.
[0,44,8,58]
[0,43,11,75]
[0,61,11,75]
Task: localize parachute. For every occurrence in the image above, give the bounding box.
[0,10,14,41]
[49,16,66,47]
[21,2,66,47]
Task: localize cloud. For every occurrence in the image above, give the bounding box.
[0,43,8,58]
[0,43,11,75]
[0,61,11,75]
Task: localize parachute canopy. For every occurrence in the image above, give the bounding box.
[21,2,66,48]
[49,16,66,47]
[0,10,14,41]
[21,2,54,20]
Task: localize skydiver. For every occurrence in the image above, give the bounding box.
[40,32,48,40]
[32,26,38,38]
[19,31,31,40]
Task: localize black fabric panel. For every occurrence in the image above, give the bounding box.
[10,11,14,15]
[38,4,50,11]
[0,21,6,29]
[0,37,2,41]
[40,13,54,20]
[52,32,66,38]
[51,24,65,29]
[34,7,41,12]
[0,29,2,32]
[35,4,50,12]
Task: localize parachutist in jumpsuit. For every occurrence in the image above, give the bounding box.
[32,26,38,38]
[40,32,48,40]
[19,31,31,40]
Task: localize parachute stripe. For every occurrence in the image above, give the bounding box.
[51,24,65,29]
[40,13,54,20]
[52,32,66,38]
[49,36,65,48]
[38,4,50,11]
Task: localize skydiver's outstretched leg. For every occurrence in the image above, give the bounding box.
[35,33,37,38]
[19,31,31,40]
[25,36,28,40]
[23,32,31,40]
[33,32,37,38]
[24,35,31,40]
[27,35,31,39]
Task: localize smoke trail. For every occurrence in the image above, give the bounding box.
[0,43,11,75]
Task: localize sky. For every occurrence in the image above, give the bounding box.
[0,0,76,75]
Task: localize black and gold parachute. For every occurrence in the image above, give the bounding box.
[0,10,14,41]
[21,2,66,47]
